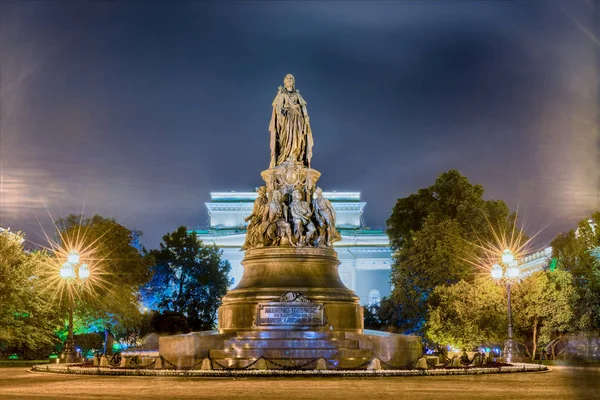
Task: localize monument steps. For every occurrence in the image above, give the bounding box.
[209,347,372,360]
[211,356,372,369]
[206,330,374,368]
[234,330,346,340]
[225,338,359,349]
[208,330,373,366]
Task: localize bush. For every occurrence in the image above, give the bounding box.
[74,333,104,358]
[150,311,190,334]
[364,305,383,330]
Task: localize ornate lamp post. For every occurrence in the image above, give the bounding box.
[490,248,520,363]
[59,250,89,363]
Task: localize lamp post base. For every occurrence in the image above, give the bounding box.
[501,339,520,363]
[61,338,79,364]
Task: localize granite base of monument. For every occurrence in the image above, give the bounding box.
[158,247,421,369]
[159,329,421,369]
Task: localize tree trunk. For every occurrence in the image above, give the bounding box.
[531,319,538,361]
[515,341,532,359]
[103,328,111,355]
[177,267,186,313]
[550,335,565,360]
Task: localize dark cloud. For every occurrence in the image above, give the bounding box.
[1,0,598,249]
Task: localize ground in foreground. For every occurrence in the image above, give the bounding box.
[0,366,598,399]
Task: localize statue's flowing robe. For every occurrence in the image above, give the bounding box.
[313,196,341,243]
[269,87,314,167]
[242,195,267,249]
[261,199,286,236]
[290,200,311,224]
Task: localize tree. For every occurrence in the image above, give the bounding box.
[426,270,578,359]
[363,305,383,330]
[143,227,232,331]
[150,311,190,335]
[388,217,478,333]
[52,215,153,345]
[118,311,154,349]
[551,212,600,331]
[512,269,578,360]
[385,170,515,334]
[387,170,512,252]
[0,231,61,358]
[74,333,104,358]
[426,279,507,350]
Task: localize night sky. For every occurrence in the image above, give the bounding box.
[1,1,598,249]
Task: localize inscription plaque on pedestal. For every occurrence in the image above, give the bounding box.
[256,302,325,327]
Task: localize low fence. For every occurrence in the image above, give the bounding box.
[30,361,548,377]
[32,351,548,375]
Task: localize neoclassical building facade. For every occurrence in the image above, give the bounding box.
[190,191,391,306]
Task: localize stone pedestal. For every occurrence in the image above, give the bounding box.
[159,329,421,370]
[156,244,422,369]
[156,236,421,370]
[218,247,363,333]
[157,245,421,370]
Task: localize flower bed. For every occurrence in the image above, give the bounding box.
[31,363,547,377]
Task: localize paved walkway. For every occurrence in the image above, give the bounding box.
[0,367,598,399]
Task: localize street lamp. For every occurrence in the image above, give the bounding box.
[59,249,89,363]
[490,248,520,363]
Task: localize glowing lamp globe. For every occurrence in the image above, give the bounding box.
[507,265,520,279]
[78,264,90,280]
[491,264,503,280]
[501,249,514,264]
[67,250,80,264]
[60,263,75,279]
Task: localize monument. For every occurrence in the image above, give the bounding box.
[157,74,422,369]
[218,73,361,334]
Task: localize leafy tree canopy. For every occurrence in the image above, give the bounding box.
[426,270,578,359]
[384,170,516,334]
[56,214,151,287]
[426,279,507,350]
[551,212,600,331]
[0,231,61,356]
[387,169,512,251]
[363,305,383,330]
[150,311,190,335]
[142,227,231,331]
[512,269,578,360]
[53,214,153,340]
[74,332,103,357]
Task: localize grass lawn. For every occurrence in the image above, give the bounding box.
[0,359,50,367]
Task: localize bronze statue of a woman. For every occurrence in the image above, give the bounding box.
[269,74,314,168]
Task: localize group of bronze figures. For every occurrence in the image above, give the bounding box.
[242,185,340,250]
